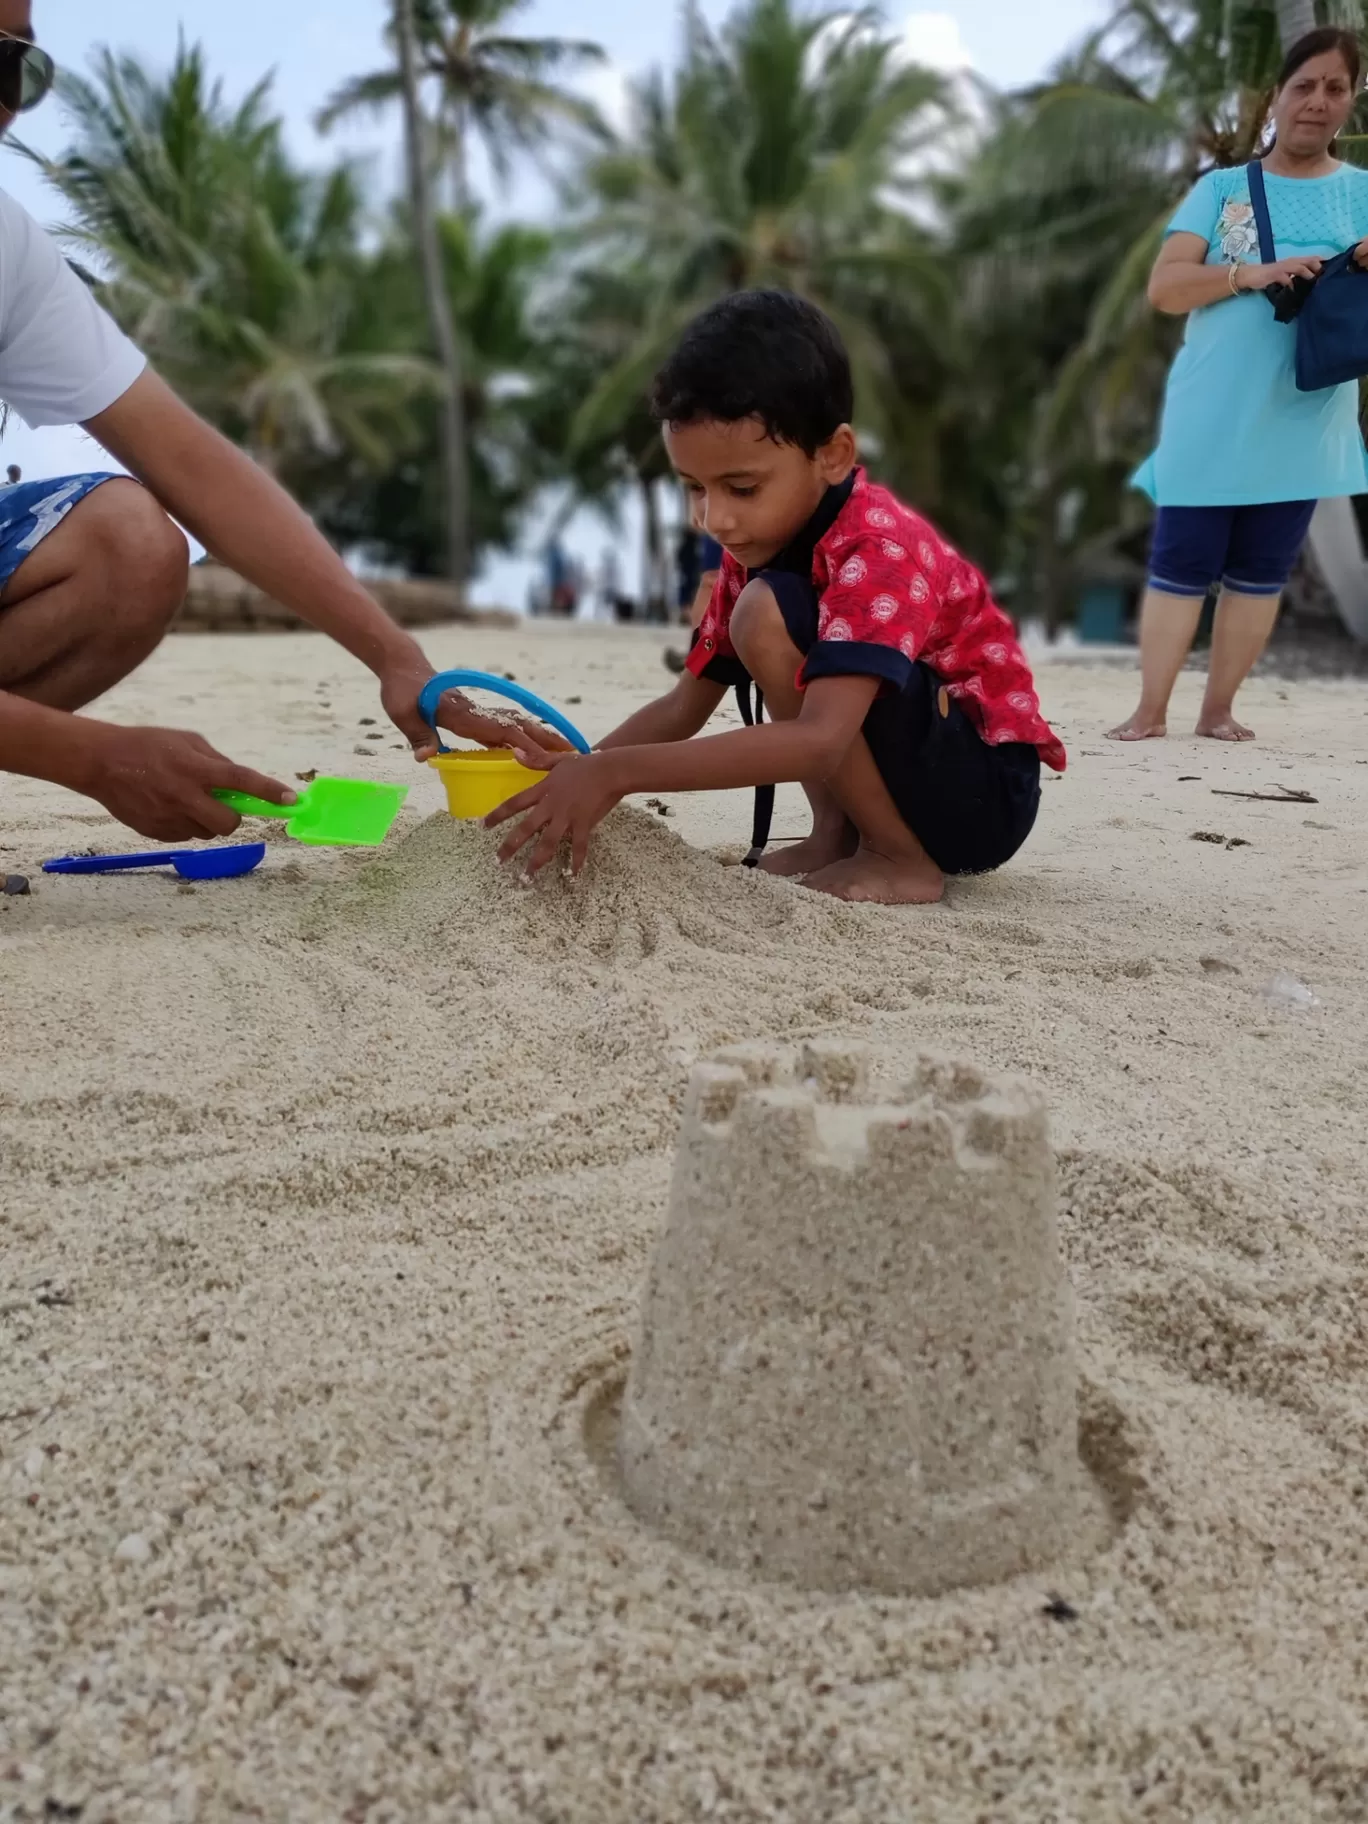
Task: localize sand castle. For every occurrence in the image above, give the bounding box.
[619,1041,1083,1596]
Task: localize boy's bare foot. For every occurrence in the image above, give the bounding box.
[1196,710,1255,741]
[803,845,945,905]
[1105,713,1167,741]
[759,820,858,877]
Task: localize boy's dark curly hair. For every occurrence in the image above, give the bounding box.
[650,290,854,457]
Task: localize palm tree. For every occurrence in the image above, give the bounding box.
[318,0,606,582]
[553,0,959,536]
[525,262,684,614]
[24,42,437,485]
[316,0,607,207]
[396,0,471,584]
[302,213,556,576]
[1276,0,1318,45]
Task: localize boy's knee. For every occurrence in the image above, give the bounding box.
[730,577,786,658]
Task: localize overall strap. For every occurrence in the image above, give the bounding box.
[1246,159,1276,265]
[734,682,775,866]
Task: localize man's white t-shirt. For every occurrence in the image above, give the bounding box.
[0,189,146,429]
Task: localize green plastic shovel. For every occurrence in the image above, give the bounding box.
[214,776,409,846]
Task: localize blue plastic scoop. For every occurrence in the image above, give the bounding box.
[43,843,266,880]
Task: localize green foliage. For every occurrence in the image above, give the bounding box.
[22,38,556,575]
[302,214,556,573]
[555,0,958,492]
[317,0,607,200]
[25,43,439,480]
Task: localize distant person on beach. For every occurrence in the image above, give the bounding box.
[544,538,579,616]
[0,1,550,841]
[596,546,622,621]
[488,290,1065,906]
[1112,27,1368,745]
[664,526,723,672]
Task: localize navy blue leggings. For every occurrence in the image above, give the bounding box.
[1148,502,1316,598]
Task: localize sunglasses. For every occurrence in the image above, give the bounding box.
[0,35,54,115]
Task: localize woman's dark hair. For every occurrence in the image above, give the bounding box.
[650,290,854,455]
[1276,26,1362,91]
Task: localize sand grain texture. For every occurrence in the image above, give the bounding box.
[3,624,1368,1822]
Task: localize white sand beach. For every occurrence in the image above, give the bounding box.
[3,621,1368,1821]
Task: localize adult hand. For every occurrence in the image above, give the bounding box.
[483,749,622,878]
[378,659,575,763]
[75,724,296,842]
[1354,236,1368,270]
[1245,254,1322,290]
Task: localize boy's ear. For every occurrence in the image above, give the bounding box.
[818,424,858,482]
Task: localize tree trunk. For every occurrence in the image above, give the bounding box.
[1274,0,1317,50]
[396,0,470,585]
[450,97,470,214]
[639,471,667,622]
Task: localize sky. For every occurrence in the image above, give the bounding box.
[1,0,1104,604]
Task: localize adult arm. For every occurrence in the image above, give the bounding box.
[1147,231,1323,316]
[0,692,301,842]
[85,371,557,759]
[487,674,879,875]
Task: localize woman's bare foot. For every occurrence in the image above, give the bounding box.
[803,844,945,905]
[759,819,858,878]
[1196,709,1255,741]
[1106,712,1167,741]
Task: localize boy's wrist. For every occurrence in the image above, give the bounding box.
[596,749,634,795]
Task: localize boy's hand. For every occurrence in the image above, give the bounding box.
[484,751,622,878]
[73,724,296,842]
[378,661,574,763]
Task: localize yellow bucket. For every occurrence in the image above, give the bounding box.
[429,749,546,819]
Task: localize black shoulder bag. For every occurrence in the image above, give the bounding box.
[1246,158,1368,391]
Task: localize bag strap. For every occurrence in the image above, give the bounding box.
[734,681,775,867]
[1246,159,1276,266]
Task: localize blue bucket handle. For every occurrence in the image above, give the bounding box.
[417,668,591,756]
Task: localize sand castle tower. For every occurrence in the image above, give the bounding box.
[619,1042,1082,1597]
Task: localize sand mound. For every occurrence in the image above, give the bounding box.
[313,805,858,966]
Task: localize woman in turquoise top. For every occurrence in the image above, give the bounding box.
[1110,27,1368,743]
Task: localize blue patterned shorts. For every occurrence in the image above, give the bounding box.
[0,473,122,593]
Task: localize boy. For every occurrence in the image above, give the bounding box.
[489,291,1065,905]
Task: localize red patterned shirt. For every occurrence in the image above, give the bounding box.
[686,468,1066,772]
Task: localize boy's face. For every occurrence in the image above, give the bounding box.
[664,416,856,572]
